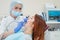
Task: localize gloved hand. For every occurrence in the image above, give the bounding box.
[14,17,28,33]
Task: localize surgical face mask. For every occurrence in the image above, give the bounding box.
[11,10,23,17]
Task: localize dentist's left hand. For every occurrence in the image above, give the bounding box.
[2,31,8,38]
[2,30,14,39]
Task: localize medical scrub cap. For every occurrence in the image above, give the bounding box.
[10,0,23,11]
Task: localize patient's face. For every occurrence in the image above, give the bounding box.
[25,16,34,30]
[27,16,34,23]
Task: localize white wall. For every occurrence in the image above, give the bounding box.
[0,0,60,16]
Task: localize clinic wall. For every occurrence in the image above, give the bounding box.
[0,0,60,17]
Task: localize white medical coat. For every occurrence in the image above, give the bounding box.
[0,15,25,35]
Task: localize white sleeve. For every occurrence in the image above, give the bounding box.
[0,17,7,35]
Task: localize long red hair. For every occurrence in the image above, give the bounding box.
[33,14,47,40]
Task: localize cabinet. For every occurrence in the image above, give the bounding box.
[45,21,60,40]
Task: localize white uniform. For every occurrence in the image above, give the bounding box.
[0,16,15,35]
[0,15,25,35]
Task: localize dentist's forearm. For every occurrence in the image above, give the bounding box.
[7,30,14,35]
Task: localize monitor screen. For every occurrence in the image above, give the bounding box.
[48,10,60,16]
[48,9,60,20]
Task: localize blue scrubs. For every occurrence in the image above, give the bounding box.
[14,17,28,33]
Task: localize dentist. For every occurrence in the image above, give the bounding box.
[0,0,28,39]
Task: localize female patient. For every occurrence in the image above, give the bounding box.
[5,14,47,40]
